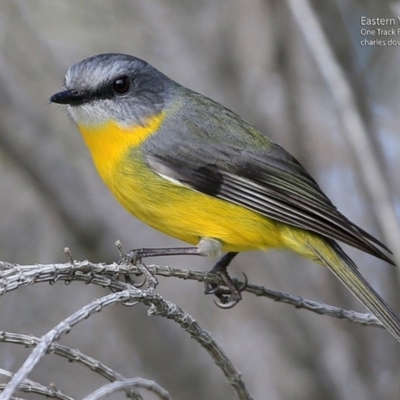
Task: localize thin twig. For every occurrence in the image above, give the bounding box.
[0,290,133,400]
[0,260,383,327]
[0,368,72,400]
[82,378,173,400]
[0,332,142,400]
[146,297,252,399]
[0,263,253,400]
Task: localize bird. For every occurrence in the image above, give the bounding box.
[50,53,400,342]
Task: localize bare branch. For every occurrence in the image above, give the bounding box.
[146,297,253,399]
[82,378,173,400]
[0,291,132,400]
[0,262,253,400]
[0,260,384,328]
[0,332,142,400]
[0,368,73,400]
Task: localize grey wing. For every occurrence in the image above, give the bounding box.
[143,92,393,263]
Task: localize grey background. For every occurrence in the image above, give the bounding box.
[1,1,400,399]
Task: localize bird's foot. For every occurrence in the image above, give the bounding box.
[204,252,247,308]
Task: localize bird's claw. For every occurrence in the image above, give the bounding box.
[213,292,241,309]
[121,299,139,307]
[204,272,247,295]
[204,281,221,295]
[235,272,248,292]
[119,273,147,307]
[207,272,248,309]
[120,273,147,289]
[133,276,147,288]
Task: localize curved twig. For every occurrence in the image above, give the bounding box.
[0,332,142,400]
[82,378,173,400]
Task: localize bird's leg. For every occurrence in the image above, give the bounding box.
[121,246,202,262]
[205,252,239,294]
[120,237,222,263]
[205,252,247,309]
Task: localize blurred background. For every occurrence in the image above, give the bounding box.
[1,0,400,399]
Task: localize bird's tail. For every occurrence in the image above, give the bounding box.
[308,239,400,343]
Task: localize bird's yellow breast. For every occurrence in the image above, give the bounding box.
[78,114,165,186]
[77,116,294,253]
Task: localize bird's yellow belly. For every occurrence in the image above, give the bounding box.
[109,152,287,253]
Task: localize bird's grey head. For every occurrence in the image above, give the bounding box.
[51,53,174,126]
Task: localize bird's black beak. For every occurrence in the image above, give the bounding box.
[50,89,87,106]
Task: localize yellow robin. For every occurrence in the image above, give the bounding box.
[51,53,400,342]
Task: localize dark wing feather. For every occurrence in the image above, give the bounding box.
[146,144,393,265]
[143,91,393,264]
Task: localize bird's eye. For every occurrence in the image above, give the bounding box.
[112,76,130,94]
